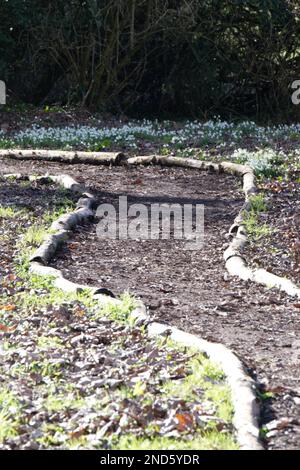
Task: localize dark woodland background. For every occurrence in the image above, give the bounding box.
[1,0,300,121]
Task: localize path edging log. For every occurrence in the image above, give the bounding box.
[7,171,263,451]
[0,149,128,165]
[2,173,115,298]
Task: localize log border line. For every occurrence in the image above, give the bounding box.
[1,150,299,296]
[0,149,127,165]
[3,152,300,448]
[3,152,280,449]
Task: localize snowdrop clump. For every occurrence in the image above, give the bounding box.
[232,148,286,174]
[14,124,160,149]
[0,119,300,152]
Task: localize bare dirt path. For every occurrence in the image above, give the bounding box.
[0,157,299,450]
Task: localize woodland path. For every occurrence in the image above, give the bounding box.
[0,157,299,450]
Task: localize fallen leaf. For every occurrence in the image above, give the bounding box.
[133,178,143,185]
[175,412,194,431]
[74,306,85,317]
[0,304,16,311]
[0,323,17,332]
[69,427,87,439]
[68,243,79,250]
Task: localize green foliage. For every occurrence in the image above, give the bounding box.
[0,205,25,219]
[113,433,239,450]
[243,194,273,241]
[21,223,49,247]
[248,194,268,215]
[0,389,22,443]
[95,292,137,323]
[162,356,233,423]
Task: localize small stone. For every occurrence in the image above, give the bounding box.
[31,429,43,439]
[78,377,92,387]
[70,334,83,346]
[266,430,278,438]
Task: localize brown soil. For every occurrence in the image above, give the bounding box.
[245,180,300,286]
[0,156,299,450]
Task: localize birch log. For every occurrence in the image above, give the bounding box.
[0,149,127,165]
